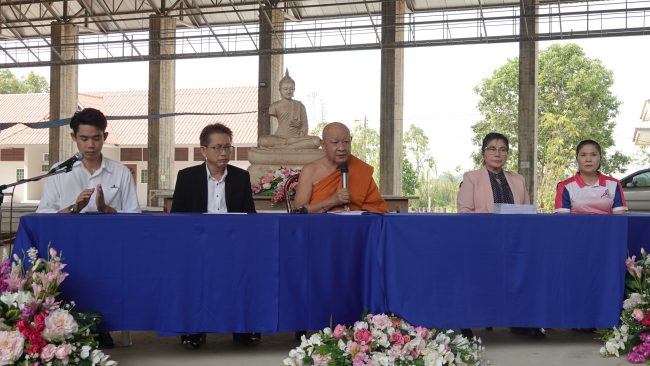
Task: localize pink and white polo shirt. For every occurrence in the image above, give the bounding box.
[554,172,627,214]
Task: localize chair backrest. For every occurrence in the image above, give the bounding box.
[284,173,300,213]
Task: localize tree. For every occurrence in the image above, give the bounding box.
[404,124,436,178]
[350,119,380,182]
[471,43,630,211]
[0,69,49,93]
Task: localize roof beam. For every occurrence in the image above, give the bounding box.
[7,2,65,62]
[76,0,111,33]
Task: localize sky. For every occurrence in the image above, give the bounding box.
[11,34,650,178]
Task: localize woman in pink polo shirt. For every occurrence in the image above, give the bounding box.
[554,139,627,214]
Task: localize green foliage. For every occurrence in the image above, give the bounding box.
[351,120,381,182]
[0,69,49,93]
[471,43,630,211]
[402,158,417,195]
[411,170,461,211]
[309,121,328,139]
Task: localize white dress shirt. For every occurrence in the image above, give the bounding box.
[36,156,141,213]
[206,164,228,213]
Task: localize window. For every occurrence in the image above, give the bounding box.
[632,172,650,188]
[16,168,24,181]
[41,164,49,172]
[43,153,49,163]
[141,169,148,184]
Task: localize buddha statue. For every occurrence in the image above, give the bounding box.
[259,70,321,149]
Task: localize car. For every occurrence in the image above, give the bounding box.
[621,168,650,212]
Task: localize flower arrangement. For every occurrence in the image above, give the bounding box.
[283,313,485,366]
[251,167,300,204]
[0,247,116,366]
[601,248,650,363]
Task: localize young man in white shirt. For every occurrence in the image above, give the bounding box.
[37,108,140,214]
[36,107,140,349]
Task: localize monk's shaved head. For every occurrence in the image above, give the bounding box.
[322,122,350,140]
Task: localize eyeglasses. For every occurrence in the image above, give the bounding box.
[204,145,234,153]
[484,147,509,154]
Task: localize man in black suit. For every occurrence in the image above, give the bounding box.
[171,123,259,349]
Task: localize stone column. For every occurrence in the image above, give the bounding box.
[379,0,405,195]
[258,6,285,139]
[147,15,176,206]
[518,0,539,204]
[49,22,78,165]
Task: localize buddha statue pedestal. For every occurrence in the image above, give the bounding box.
[247,147,324,184]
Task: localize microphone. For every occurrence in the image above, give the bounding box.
[339,162,349,189]
[49,152,84,173]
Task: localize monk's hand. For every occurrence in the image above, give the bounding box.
[74,188,95,212]
[333,188,351,206]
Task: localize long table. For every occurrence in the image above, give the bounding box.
[13,213,643,334]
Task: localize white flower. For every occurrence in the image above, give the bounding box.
[338,339,346,351]
[353,321,369,331]
[80,345,92,359]
[27,247,38,263]
[0,291,34,310]
[308,333,322,346]
[42,309,79,342]
[262,183,272,190]
[371,352,389,366]
[322,327,332,337]
[288,348,306,360]
[623,293,645,309]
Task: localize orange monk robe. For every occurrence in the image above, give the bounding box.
[310,155,388,213]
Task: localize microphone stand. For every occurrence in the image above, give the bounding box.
[0,165,74,253]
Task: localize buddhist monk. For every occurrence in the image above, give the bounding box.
[293,122,388,213]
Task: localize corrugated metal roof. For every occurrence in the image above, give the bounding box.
[0,87,258,146]
[0,0,532,39]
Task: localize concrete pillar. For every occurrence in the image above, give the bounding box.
[49,22,78,165]
[258,6,285,140]
[518,0,539,204]
[379,0,405,195]
[147,15,176,206]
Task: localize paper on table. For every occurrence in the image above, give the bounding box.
[492,203,537,214]
[329,211,366,215]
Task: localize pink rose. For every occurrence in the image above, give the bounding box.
[370,314,390,330]
[390,332,405,346]
[40,344,57,362]
[414,326,429,339]
[313,354,331,366]
[347,341,361,355]
[333,324,346,339]
[354,328,372,344]
[54,344,72,360]
[634,308,645,321]
[42,309,78,342]
[0,330,25,364]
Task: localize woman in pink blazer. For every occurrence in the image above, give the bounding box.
[457,132,531,213]
[456,132,541,339]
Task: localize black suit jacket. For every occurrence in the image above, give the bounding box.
[171,163,256,213]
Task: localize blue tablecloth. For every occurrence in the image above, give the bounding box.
[12,213,640,333]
